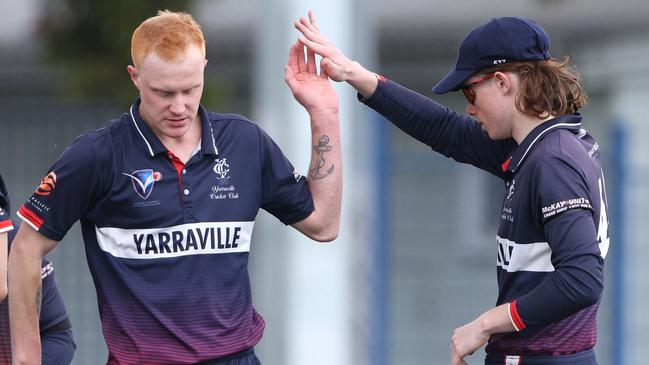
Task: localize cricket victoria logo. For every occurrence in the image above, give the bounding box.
[122,169,162,200]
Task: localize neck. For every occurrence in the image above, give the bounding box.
[512,113,554,144]
[162,120,202,163]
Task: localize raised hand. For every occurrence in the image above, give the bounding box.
[293,11,355,83]
[294,10,379,97]
[284,40,339,116]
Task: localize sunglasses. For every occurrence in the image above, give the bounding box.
[460,73,495,104]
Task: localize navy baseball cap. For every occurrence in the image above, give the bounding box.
[432,16,551,94]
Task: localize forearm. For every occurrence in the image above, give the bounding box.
[345,61,379,98]
[451,303,516,360]
[479,303,517,335]
[8,230,47,364]
[303,109,342,241]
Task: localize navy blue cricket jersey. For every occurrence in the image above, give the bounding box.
[18,99,314,364]
[0,174,73,364]
[0,177,11,234]
[361,79,608,356]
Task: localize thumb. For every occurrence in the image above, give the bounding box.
[321,58,345,82]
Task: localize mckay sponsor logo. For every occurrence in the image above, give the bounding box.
[541,198,592,219]
[95,221,254,259]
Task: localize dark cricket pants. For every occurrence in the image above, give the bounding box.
[195,348,261,365]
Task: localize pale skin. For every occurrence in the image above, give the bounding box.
[9,28,341,364]
[8,225,52,365]
[295,10,557,364]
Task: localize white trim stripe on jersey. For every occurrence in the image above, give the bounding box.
[208,122,219,156]
[496,236,555,273]
[129,105,155,157]
[96,221,255,259]
[16,210,40,231]
[514,122,581,170]
[507,303,521,332]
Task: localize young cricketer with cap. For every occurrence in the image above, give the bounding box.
[295,11,609,365]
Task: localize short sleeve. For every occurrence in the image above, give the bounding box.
[18,135,107,241]
[258,128,314,225]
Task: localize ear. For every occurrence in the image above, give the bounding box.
[127,65,140,89]
[493,71,514,95]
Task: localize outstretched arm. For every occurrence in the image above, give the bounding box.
[284,38,342,242]
[9,224,58,365]
[294,11,378,98]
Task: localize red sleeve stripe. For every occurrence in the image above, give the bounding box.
[17,205,44,231]
[0,219,13,233]
[508,300,526,331]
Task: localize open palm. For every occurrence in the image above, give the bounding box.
[285,41,339,114]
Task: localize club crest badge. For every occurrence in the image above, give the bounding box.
[213,158,230,186]
[122,169,162,200]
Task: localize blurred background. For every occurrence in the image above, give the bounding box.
[1,0,648,364]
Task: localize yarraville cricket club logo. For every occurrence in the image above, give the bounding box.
[213,158,230,185]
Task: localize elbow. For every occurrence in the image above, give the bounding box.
[580,281,603,308]
[310,227,339,242]
[309,221,340,242]
[571,274,603,310]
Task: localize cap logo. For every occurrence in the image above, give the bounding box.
[493,59,507,65]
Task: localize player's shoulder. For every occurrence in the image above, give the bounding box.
[527,128,599,181]
[61,114,130,165]
[80,114,130,143]
[205,110,265,139]
[207,111,258,127]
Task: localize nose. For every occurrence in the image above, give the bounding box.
[169,94,185,115]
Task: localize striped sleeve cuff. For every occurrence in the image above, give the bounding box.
[0,219,13,233]
[508,300,526,331]
[17,205,44,231]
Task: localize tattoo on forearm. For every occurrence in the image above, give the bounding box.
[310,135,334,180]
[36,284,42,315]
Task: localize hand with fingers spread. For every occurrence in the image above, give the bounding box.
[294,10,379,97]
[284,40,339,116]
